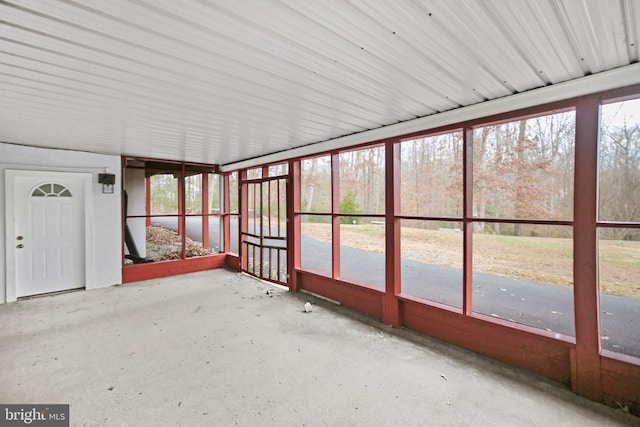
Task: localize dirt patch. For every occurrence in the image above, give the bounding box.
[146,226,216,261]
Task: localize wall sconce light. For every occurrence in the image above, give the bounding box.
[98,173,116,194]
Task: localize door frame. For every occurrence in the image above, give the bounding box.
[240,175,289,286]
[5,169,94,302]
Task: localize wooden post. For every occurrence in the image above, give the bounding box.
[331,153,340,279]
[240,169,248,271]
[145,176,151,227]
[202,172,210,249]
[223,173,231,253]
[179,164,186,259]
[288,159,301,291]
[572,96,603,400]
[383,141,401,326]
[463,127,474,315]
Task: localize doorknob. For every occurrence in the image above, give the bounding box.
[16,235,23,240]
[16,244,24,249]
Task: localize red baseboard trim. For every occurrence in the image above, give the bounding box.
[297,270,383,319]
[122,254,227,283]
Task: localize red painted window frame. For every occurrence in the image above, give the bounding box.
[227,83,640,412]
[121,157,228,282]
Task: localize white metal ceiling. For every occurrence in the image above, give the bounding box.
[0,0,638,168]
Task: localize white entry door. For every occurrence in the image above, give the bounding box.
[6,171,88,298]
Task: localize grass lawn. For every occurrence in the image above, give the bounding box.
[301,222,640,298]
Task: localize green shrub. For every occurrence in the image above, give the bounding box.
[340,191,361,224]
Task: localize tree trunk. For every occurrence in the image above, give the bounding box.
[304,158,317,213]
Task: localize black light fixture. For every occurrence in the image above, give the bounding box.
[98,173,116,194]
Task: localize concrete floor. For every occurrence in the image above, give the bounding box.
[1,270,638,427]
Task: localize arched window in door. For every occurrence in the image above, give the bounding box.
[31,183,72,197]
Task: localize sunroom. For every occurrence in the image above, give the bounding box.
[1,0,639,415]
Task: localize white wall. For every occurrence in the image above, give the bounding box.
[0,142,122,303]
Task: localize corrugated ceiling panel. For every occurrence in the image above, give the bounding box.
[625,0,640,62]
[0,0,638,165]
[349,1,509,103]
[280,1,467,111]
[483,0,586,83]
[559,0,629,73]
[144,0,416,122]
[420,1,545,91]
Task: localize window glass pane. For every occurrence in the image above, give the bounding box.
[247,168,262,179]
[185,174,202,214]
[124,167,145,215]
[208,174,221,214]
[146,216,217,259]
[339,147,385,215]
[401,220,463,309]
[301,156,332,213]
[229,214,239,255]
[123,166,146,264]
[599,98,640,222]
[262,179,287,238]
[124,160,221,263]
[247,182,261,236]
[32,183,72,197]
[473,224,574,335]
[400,132,463,217]
[207,216,223,253]
[339,217,385,290]
[150,173,179,215]
[599,227,640,358]
[228,172,239,214]
[269,163,288,176]
[186,241,214,258]
[300,214,332,277]
[473,111,575,220]
[124,217,146,263]
[147,216,183,261]
[184,215,216,258]
[32,188,46,197]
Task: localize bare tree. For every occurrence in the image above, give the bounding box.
[599,117,640,238]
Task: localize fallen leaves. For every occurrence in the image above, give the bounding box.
[146,226,216,261]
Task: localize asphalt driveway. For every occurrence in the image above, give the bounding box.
[151,217,640,358]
